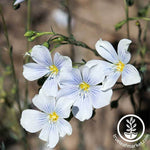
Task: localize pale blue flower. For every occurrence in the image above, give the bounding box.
[23,45,72,97]
[14,0,25,5]
[20,94,72,148]
[58,65,113,121]
[86,39,141,91]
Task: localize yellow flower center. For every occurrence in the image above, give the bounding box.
[79,81,90,91]
[49,112,59,122]
[116,61,125,72]
[49,65,59,75]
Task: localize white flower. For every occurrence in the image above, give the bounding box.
[14,0,25,5]
[51,9,75,28]
[58,65,113,121]
[23,45,72,97]
[86,39,141,91]
[20,94,72,148]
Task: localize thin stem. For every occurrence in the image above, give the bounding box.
[0,4,22,114]
[48,33,98,55]
[115,17,150,31]
[129,17,150,21]
[22,1,32,149]
[65,0,75,61]
[26,30,98,55]
[27,0,31,30]
[130,93,136,114]
[78,122,86,150]
[143,21,148,43]
[57,34,98,55]
[24,0,31,108]
[117,90,126,102]
[73,62,85,65]
[137,21,142,46]
[0,4,31,150]
[124,0,130,38]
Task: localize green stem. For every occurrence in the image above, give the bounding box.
[78,122,86,150]
[0,4,22,114]
[143,21,148,42]
[130,93,136,114]
[0,4,31,150]
[37,32,54,36]
[129,17,150,21]
[24,0,31,109]
[27,0,31,30]
[73,62,85,65]
[22,1,31,149]
[27,30,98,56]
[65,0,75,61]
[124,0,130,38]
[58,34,98,55]
[115,17,150,31]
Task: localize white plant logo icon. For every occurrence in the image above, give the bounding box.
[117,114,145,142]
[124,117,137,140]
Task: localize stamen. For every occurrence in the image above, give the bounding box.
[49,65,59,75]
[79,81,90,91]
[116,61,125,72]
[49,112,59,122]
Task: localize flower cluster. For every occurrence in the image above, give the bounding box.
[21,39,141,148]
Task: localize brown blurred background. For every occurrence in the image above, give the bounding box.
[0,0,150,150]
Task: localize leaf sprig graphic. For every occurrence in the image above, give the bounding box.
[124,117,138,139]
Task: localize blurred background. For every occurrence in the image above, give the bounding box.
[0,0,150,150]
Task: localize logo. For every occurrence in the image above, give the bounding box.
[117,114,145,142]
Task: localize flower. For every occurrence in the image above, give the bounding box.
[20,94,72,148]
[23,45,72,97]
[51,9,75,28]
[58,65,113,121]
[86,39,141,90]
[14,0,25,5]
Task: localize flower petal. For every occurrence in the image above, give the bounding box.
[31,45,52,66]
[55,96,74,118]
[23,63,49,81]
[14,0,24,5]
[86,60,113,76]
[54,52,72,70]
[20,110,47,133]
[89,65,106,85]
[117,39,132,64]
[32,94,55,114]
[57,87,79,100]
[57,119,72,137]
[55,97,74,118]
[81,66,90,83]
[59,68,82,88]
[72,96,93,121]
[90,86,113,108]
[95,39,118,63]
[81,65,105,85]
[47,124,59,148]
[102,72,121,90]
[40,77,58,97]
[122,64,141,85]
[86,60,103,68]
[39,122,51,142]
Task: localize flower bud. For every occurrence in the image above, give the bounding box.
[42,42,50,48]
[52,37,64,43]
[24,31,36,37]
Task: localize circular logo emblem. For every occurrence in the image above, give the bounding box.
[117,114,145,142]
